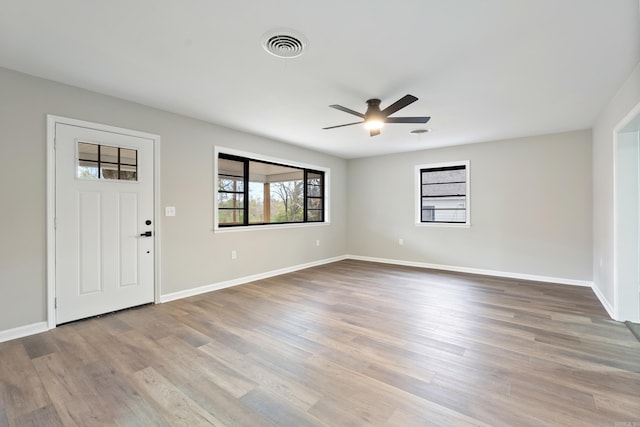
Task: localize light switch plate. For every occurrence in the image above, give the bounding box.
[165,206,176,217]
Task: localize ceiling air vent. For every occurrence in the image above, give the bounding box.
[261,29,307,59]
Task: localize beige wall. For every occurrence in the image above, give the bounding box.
[347,130,593,282]
[0,67,348,332]
[593,62,640,313]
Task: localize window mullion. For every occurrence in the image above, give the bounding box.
[303,170,308,222]
[243,159,249,226]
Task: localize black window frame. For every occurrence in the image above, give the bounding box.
[217,152,325,228]
[418,162,469,225]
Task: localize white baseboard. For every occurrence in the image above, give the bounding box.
[161,254,595,305]
[160,255,348,303]
[590,282,616,320]
[0,256,609,342]
[0,321,48,343]
[346,255,594,288]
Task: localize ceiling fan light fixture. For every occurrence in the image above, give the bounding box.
[364,98,384,131]
[364,119,384,131]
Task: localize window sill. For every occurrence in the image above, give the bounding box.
[214,221,330,233]
[415,222,470,228]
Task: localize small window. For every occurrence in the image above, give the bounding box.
[416,161,469,225]
[217,152,326,228]
[77,142,138,181]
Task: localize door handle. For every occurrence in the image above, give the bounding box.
[140,231,153,237]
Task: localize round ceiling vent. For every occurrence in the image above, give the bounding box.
[261,29,307,59]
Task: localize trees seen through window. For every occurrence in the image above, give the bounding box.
[218,153,324,227]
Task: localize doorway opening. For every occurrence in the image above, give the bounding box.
[614,103,640,322]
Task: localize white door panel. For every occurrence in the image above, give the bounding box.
[78,191,102,294]
[119,192,139,287]
[55,123,154,324]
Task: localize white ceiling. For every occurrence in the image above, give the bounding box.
[1,1,639,159]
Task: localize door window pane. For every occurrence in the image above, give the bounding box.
[77,142,138,181]
[101,163,119,180]
[120,148,137,165]
[119,164,137,181]
[78,142,99,161]
[100,145,118,164]
[78,160,100,179]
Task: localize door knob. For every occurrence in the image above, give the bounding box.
[140,231,152,237]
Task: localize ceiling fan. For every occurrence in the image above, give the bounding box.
[323,94,430,137]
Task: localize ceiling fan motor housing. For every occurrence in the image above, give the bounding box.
[365,99,383,121]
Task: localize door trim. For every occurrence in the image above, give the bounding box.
[46,115,162,329]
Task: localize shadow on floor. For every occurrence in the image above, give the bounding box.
[625,321,640,342]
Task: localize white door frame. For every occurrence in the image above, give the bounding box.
[46,115,162,329]
[613,101,640,322]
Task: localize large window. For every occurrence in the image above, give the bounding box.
[416,161,469,225]
[217,152,326,228]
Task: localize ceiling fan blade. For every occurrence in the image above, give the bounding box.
[369,128,381,137]
[381,94,418,117]
[322,121,363,130]
[384,116,431,124]
[329,104,365,118]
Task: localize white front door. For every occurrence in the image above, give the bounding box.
[55,123,155,324]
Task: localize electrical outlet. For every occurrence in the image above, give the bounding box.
[231,250,237,260]
[316,240,320,247]
[399,238,404,246]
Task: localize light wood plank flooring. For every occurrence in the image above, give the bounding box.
[1,260,639,426]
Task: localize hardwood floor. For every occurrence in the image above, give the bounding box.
[1,259,639,426]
